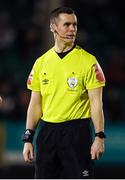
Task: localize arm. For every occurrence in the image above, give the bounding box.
[26,91,42,130]
[23,91,42,163]
[0,96,2,105]
[88,87,105,160]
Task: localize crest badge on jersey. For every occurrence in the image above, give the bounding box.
[67,77,78,88]
[93,63,105,81]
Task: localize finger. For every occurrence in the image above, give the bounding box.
[23,153,29,162]
[91,150,96,160]
[98,152,103,159]
[27,159,33,163]
[25,156,33,163]
[30,149,34,160]
[27,151,34,163]
[23,151,33,163]
[95,152,102,160]
[97,154,100,160]
[91,154,95,160]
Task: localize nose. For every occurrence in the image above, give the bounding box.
[69,24,76,32]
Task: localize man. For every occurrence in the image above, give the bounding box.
[22,7,106,179]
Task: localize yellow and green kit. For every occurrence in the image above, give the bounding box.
[27,45,105,123]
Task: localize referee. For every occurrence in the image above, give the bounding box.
[22,7,106,179]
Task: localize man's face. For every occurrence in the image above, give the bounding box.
[53,13,77,44]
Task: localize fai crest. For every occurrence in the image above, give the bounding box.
[67,77,78,88]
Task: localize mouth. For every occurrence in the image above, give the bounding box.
[66,35,75,39]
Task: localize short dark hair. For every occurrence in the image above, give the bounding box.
[50,7,75,23]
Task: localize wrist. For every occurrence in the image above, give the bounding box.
[95,131,106,139]
[22,129,35,143]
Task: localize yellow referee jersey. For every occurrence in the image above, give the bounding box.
[27,45,105,123]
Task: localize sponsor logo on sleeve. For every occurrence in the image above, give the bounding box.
[93,63,105,81]
[27,70,33,85]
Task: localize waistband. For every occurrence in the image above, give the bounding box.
[40,118,90,128]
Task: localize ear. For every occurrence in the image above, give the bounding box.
[50,23,56,32]
[50,24,54,32]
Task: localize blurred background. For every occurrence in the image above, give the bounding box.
[0,0,125,178]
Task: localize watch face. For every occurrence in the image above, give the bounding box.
[99,133,104,138]
[95,132,106,138]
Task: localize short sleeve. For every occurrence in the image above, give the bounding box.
[85,57,106,90]
[27,60,41,91]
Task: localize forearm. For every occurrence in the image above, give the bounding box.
[26,91,42,130]
[90,102,104,133]
[88,87,105,133]
[26,102,41,130]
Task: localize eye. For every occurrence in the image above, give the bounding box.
[64,22,70,27]
[64,22,77,28]
[73,22,77,27]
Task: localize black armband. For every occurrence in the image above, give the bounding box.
[22,129,35,143]
[95,131,106,139]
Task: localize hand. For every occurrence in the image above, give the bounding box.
[0,96,2,105]
[23,143,34,163]
[90,137,105,160]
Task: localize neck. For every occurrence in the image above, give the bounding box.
[54,41,74,53]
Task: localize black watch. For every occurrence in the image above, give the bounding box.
[95,131,106,139]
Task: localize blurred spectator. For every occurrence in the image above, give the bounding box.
[106,49,125,86]
[0,75,25,121]
[0,11,16,51]
[105,49,125,121]
[16,24,42,59]
[0,96,2,105]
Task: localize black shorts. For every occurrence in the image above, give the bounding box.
[35,119,94,179]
